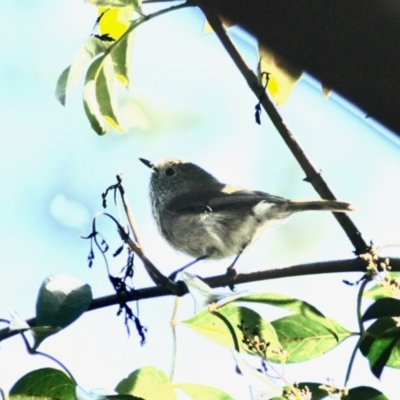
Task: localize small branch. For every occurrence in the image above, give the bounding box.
[356,277,370,337]
[1,257,399,343]
[198,1,369,255]
[121,229,181,293]
[119,186,142,248]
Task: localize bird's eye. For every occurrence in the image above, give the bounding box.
[165,167,176,177]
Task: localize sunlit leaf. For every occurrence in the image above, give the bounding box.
[110,27,135,87]
[10,368,75,400]
[238,293,325,320]
[258,44,302,106]
[96,55,121,129]
[97,6,138,87]
[175,383,234,400]
[98,6,135,41]
[238,292,343,340]
[55,37,108,106]
[115,366,175,400]
[183,304,281,357]
[83,55,122,134]
[270,314,351,363]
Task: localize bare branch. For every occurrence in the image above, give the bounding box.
[1,257,398,342]
[197,0,369,255]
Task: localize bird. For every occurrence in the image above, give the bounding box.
[140,158,354,277]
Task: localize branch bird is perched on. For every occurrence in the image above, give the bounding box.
[140,158,355,277]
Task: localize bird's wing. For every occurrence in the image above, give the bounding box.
[209,189,288,209]
[166,188,288,213]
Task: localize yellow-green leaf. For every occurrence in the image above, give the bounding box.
[55,37,108,105]
[83,55,122,134]
[182,304,281,357]
[115,366,174,400]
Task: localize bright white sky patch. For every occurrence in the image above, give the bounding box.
[119,102,150,131]
[49,194,90,230]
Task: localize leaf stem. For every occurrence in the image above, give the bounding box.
[169,296,180,380]
[20,333,78,386]
[343,277,370,390]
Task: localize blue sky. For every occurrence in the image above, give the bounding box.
[1,1,400,399]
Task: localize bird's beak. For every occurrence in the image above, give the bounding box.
[139,158,158,172]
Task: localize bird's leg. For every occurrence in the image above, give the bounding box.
[226,242,249,280]
[225,251,242,279]
[168,254,210,281]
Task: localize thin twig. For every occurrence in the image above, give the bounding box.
[119,185,142,248]
[198,1,369,255]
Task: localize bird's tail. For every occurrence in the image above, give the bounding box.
[285,200,355,213]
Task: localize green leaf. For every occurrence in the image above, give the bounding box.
[83,55,122,135]
[366,326,400,378]
[111,29,135,87]
[55,37,108,105]
[270,314,351,363]
[238,293,345,340]
[175,383,234,400]
[36,274,92,328]
[115,366,175,400]
[238,293,325,321]
[182,304,281,357]
[364,272,400,300]
[362,297,400,321]
[10,368,75,400]
[34,274,92,348]
[360,318,395,356]
[343,386,389,400]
